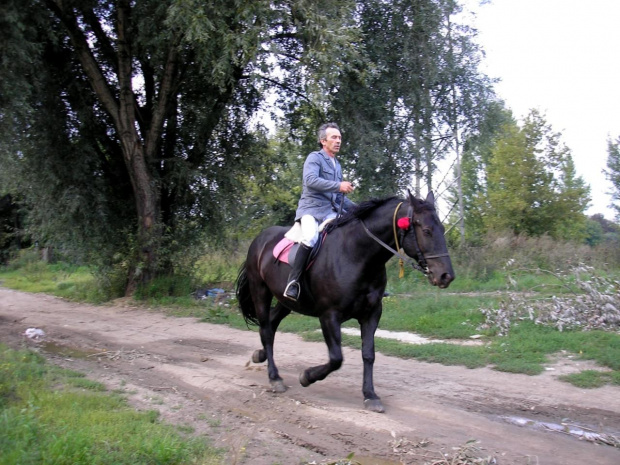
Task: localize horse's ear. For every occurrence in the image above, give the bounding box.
[426,191,435,205]
[408,189,422,211]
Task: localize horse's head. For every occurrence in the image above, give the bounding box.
[400,191,455,288]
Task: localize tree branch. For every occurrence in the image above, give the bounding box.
[45,0,120,128]
[116,0,137,145]
[255,74,313,104]
[82,7,118,76]
[145,40,182,161]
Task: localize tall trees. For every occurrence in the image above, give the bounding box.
[0,0,358,292]
[605,136,620,220]
[475,110,590,239]
[456,101,515,242]
[329,0,494,200]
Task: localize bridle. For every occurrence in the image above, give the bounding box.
[360,201,450,276]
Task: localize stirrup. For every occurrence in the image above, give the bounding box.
[284,281,300,301]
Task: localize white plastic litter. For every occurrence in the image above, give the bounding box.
[23,328,45,340]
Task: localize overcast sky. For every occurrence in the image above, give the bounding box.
[461,0,620,219]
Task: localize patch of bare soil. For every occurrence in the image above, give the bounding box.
[1,287,619,465]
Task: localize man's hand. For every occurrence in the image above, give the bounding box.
[339,181,354,194]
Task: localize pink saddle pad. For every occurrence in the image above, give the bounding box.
[273,238,295,264]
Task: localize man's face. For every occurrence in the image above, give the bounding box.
[321,128,341,156]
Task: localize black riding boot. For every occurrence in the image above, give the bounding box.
[283,243,312,301]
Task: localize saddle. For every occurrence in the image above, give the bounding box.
[273,233,325,266]
[273,218,333,266]
[273,238,298,265]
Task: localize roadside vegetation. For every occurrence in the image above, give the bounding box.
[0,343,221,464]
[1,233,619,390]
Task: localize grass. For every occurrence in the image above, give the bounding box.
[378,293,492,339]
[0,344,221,465]
[301,318,620,376]
[559,370,620,388]
[0,262,90,294]
[0,257,120,304]
[278,264,620,383]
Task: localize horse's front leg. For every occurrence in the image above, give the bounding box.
[359,303,385,413]
[254,297,290,393]
[299,310,343,387]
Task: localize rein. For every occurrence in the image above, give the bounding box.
[360,201,449,276]
[360,220,427,274]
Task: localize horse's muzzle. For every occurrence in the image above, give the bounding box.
[429,272,454,289]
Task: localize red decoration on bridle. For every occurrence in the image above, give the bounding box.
[397,217,411,230]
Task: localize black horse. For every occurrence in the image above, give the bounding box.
[235,191,454,412]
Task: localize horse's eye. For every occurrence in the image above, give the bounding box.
[423,228,432,237]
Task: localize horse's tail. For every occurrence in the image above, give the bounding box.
[235,261,259,326]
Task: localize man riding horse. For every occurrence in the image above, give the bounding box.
[236,122,455,412]
[284,122,356,301]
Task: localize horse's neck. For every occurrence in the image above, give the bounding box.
[369,201,400,239]
[351,202,400,261]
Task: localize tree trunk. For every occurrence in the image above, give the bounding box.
[48,0,164,295]
[120,140,161,296]
[117,1,161,295]
[446,13,466,243]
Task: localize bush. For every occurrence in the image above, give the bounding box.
[5,248,41,269]
[451,232,620,281]
[134,274,197,300]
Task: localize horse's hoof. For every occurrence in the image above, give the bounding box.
[299,371,311,387]
[270,379,287,393]
[364,398,385,413]
[252,349,266,364]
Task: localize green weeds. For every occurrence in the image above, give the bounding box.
[0,344,221,465]
[379,293,492,339]
[559,370,620,388]
[0,251,120,303]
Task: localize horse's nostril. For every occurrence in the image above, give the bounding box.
[442,273,454,285]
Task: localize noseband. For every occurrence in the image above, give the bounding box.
[360,202,449,276]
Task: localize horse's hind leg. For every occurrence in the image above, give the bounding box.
[252,302,290,363]
[252,295,290,393]
[299,311,343,387]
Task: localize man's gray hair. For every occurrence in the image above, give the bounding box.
[318,122,340,146]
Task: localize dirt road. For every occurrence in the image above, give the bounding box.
[1,287,619,464]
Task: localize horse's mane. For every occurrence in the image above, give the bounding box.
[323,196,400,233]
[323,194,437,233]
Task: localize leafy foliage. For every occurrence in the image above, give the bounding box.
[237,128,304,237]
[453,102,515,243]
[330,0,495,198]
[459,109,591,241]
[605,135,620,220]
[1,0,610,295]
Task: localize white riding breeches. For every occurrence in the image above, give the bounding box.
[299,213,337,247]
